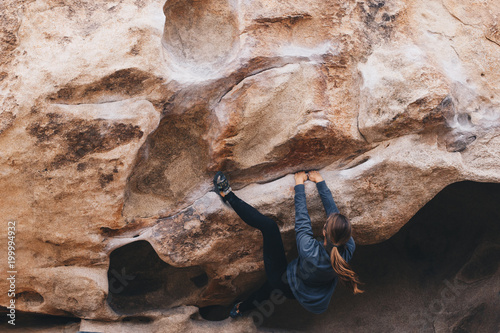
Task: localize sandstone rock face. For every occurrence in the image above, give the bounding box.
[1,0,499,331]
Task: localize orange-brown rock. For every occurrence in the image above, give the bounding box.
[1,0,499,331]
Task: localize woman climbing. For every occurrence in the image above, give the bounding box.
[213,170,363,318]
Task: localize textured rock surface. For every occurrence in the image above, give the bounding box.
[0,0,499,331]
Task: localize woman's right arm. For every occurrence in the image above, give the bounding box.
[340,237,356,263]
[317,181,340,216]
[294,172,318,258]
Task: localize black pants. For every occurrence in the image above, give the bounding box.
[226,192,295,313]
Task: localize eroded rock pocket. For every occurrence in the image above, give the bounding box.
[107,240,208,315]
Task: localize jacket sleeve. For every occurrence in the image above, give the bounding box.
[339,237,356,263]
[316,180,340,217]
[294,184,318,258]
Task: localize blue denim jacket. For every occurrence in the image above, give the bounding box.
[287,181,355,314]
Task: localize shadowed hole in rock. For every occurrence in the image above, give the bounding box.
[198,305,232,321]
[107,240,209,315]
[213,181,499,331]
[0,309,80,330]
[15,290,44,307]
[190,272,209,288]
[121,316,154,323]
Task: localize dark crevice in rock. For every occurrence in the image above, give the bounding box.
[121,316,154,323]
[343,156,370,170]
[16,290,44,307]
[0,308,80,330]
[190,272,209,288]
[253,13,313,25]
[107,240,208,315]
[198,305,232,321]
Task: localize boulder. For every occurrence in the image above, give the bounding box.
[0,0,499,330]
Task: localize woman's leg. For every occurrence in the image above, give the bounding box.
[225,192,277,231]
[226,192,288,284]
[225,192,294,313]
[238,280,274,312]
[238,274,295,313]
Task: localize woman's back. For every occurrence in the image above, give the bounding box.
[286,179,357,313]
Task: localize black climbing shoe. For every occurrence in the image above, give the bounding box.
[213,171,232,201]
[229,301,243,318]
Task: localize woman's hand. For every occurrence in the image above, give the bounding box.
[294,171,308,185]
[308,170,323,183]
